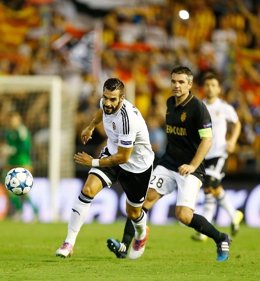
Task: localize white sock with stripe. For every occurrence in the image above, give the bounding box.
[65,192,92,246]
[203,193,217,223]
[217,189,235,220]
[132,210,147,240]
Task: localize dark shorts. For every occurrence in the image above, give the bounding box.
[89,147,153,206]
[204,157,226,189]
[89,165,153,206]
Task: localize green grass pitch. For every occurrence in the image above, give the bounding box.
[0,220,259,281]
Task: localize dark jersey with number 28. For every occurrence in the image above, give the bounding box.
[158,93,212,179]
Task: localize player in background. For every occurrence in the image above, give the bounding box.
[191,72,243,241]
[56,78,154,259]
[107,66,231,262]
[2,111,38,220]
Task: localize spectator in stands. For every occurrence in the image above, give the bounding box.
[0,0,259,176]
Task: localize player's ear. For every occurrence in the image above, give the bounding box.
[120,94,125,102]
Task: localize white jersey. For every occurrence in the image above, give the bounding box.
[203,98,239,159]
[101,99,154,173]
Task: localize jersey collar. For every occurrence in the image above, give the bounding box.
[174,92,194,107]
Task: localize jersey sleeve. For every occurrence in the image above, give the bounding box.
[197,101,213,138]
[224,103,239,123]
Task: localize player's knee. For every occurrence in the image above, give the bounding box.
[144,188,161,209]
[214,186,222,197]
[209,187,219,197]
[82,184,99,198]
[143,197,155,210]
[127,208,141,220]
[82,175,103,197]
[126,203,144,220]
[204,187,212,194]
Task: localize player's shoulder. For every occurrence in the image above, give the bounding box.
[117,100,141,125]
[121,99,133,110]
[191,95,207,108]
[167,96,174,103]
[121,100,140,116]
[217,98,236,111]
[220,98,233,107]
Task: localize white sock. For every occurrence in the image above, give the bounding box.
[217,189,235,220]
[203,193,217,223]
[132,210,147,240]
[65,192,92,246]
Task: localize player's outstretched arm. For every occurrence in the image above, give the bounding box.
[190,137,212,169]
[179,136,212,176]
[74,146,133,168]
[81,109,103,145]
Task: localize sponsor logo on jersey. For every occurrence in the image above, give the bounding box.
[120,140,132,145]
[166,125,187,136]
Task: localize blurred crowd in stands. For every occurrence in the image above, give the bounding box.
[0,0,259,176]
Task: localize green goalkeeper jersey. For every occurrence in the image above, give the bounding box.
[5,125,32,166]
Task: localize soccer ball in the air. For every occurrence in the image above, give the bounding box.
[5,167,33,195]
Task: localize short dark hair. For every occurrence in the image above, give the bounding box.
[171,66,193,83]
[103,78,125,94]
[202,72,220,84]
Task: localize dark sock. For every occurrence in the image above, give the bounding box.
[122,218,135,251]
[189,214,226,243]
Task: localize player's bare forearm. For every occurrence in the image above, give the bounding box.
[100,154,126,166]
[227,120,241,153]
[190,137,212,170]
[74,152,126,167]
[81,109,103,144]
[74,146,133,167]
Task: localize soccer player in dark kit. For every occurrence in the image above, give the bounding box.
[107,66,231,261]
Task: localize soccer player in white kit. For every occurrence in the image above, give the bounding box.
[56,78,154,259]
[191,72,243,241]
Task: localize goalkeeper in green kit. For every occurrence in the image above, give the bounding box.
[2,111,38,220]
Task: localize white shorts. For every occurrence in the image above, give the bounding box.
[149,165,202,210]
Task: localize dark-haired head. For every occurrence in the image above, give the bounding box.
[103,78,125,95]
[202,72,220,84]
[102,78,125,115]
[171,66,193,83]
[203,72,221,100]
